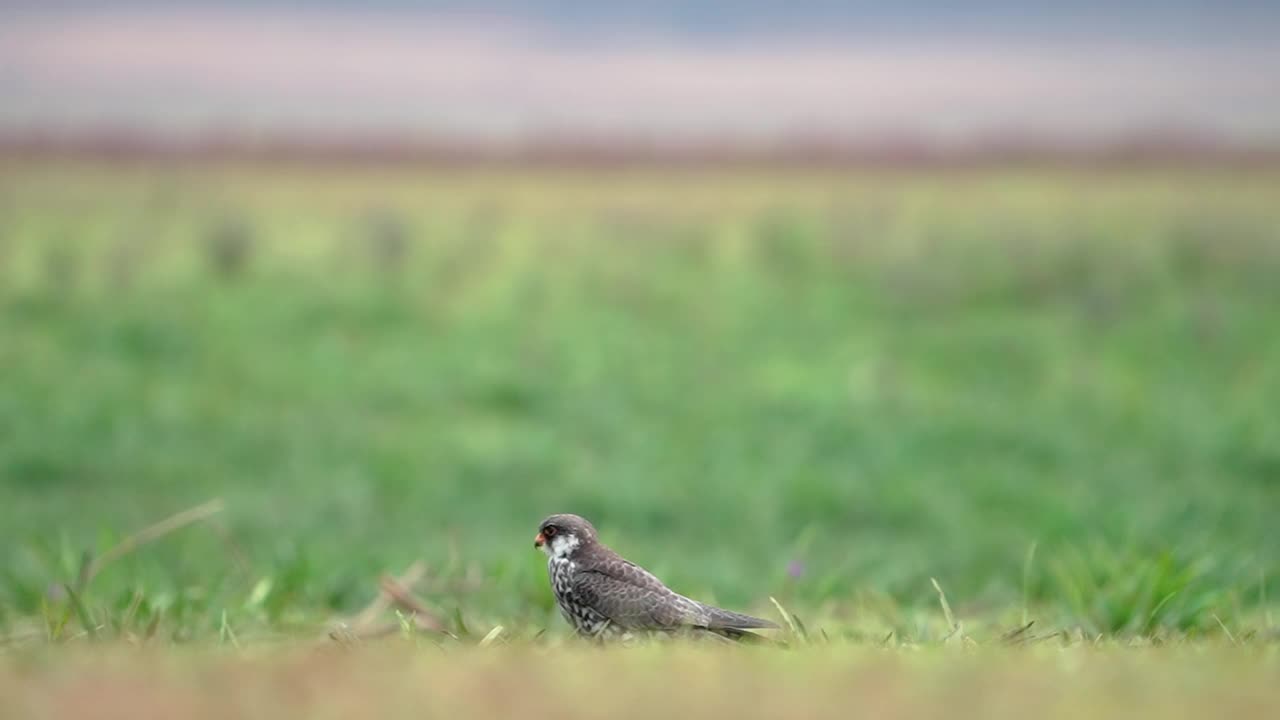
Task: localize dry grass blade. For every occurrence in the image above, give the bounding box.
[81,499,227,588]
[380,574,447,632]
[478,626,505,647]
[1001,620,1036,645]
[768,596,806,641]
[326,562,442,643]
[143,612,162,642]
[931,578,957,631]
[932,578,969,646]
[327,623,360,647]
[350,562,427,630]
[1212,614,1240,646]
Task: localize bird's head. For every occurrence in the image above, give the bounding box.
[534,513,596,559]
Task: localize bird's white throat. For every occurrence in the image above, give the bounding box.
[544,533,580,559]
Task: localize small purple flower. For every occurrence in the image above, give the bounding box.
[787,560,806,579]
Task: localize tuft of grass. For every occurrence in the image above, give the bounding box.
[768,596,808,643]
[61,584,98,642]
[1043,544,1228,634]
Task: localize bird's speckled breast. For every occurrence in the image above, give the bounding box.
[547,556,615,637]
[548,557,574,598]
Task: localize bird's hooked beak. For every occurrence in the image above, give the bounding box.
[534,532,546,548]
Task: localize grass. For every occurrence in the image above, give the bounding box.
[1,163,1279,652]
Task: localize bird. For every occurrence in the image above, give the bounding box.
[533,513,778,640]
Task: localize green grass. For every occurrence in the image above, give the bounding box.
[1,164,1278,648]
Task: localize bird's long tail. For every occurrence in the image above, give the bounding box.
[701,626,776,643]
[696,602,779,631]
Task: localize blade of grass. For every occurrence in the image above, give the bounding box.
[1001,620,1036,645]
[41,598,73,643]
[1021,541,1038,626]
[1263,570,1273,630]
[768,596,806,641]
[82,498,226,588]
[62,584,98,641]
[121,589,145,632]
[143,611,163,642]
[1144,590,1179,633]
[379,572,446,632]
[395,610,415,638]
[1211,614,1239,646]
[219,610,241,650]
[348,562,426,629]
[452,607,471,638]
[478,625,505,647]
[931,578,957,632]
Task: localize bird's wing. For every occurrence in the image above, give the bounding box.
[573,555,777,631]
[571,559,700,630]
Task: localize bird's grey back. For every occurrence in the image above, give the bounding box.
[575,542,777,631]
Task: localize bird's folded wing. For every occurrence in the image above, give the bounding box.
[571,568,695,629]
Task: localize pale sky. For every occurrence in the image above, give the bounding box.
[3,3,1278,144]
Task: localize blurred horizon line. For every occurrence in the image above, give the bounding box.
[5,126,1279,170]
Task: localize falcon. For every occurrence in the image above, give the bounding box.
[533,513,778,640]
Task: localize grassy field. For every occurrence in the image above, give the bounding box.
[1,164,1278,658]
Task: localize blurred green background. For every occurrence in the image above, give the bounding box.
[2,166,1278,640]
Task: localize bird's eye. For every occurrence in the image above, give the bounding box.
[543,526,557,537]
